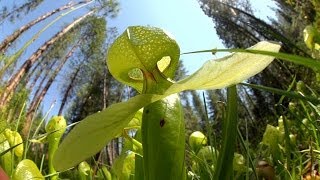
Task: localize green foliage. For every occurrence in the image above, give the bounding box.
[45,116,66,140]
[303,25,320,50]
[107,26,180,93]
[45,116,66,180]
[12,159,44,180]
[0,87,28,128]
[197,146,218,163]
[54,94,156,170]
[189,131,207,153]
[214,86,238,179]
[78,161,93,180]
[3,129,23,157]
[98,166,112,180]
[63,17,119,124]
[85,17,107,56]
[2,0,320,179]
[233,153,247,174]
[0,133,13,175]
[112,152,135,180]
[261,124,283,162]
[54,25,280,180]
[142,94,186,180]
[0,1,120,179]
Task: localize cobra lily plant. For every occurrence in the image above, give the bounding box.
[53,26,281,179]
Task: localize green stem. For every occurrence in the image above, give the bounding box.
[241,83,320,104]
[48,140,59,180]
[122,130,143,155]
[237,128,258,179]
[183,48,320,71]
[45,116,66,180]
[214,85,238,180]
[134,130,144,180]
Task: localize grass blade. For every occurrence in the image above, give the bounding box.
[214,85,238,179]
[183,47,320,71]
[240,83,320,104]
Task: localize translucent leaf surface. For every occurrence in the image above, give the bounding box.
[0,134,13,175]
[112,152,135,179]
[78,161,92,178]
[107,26,180,92]
[304,25,315,49]
[13,159,44,180]
[261,124,283,161]
[53,94,164,171]
[166,41,281,94]
[4,129,23,157]
[304,25,320,51]
[126,108,143,128]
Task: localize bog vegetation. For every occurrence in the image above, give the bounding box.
[0,0,320,180]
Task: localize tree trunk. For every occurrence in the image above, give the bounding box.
[25,61,42,88]
[0,1,90,53]
[107,143,114,165]
[22,40,80,137]
[103,60,109,109]
[0,11,93,108]
[30,61,58,98]
[58,64,82,115]
[112,139,118,160]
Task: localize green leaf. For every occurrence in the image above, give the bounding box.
[303,25,320,50]
[261,124,283,161]
[304,25,316,49]
[262,125,283,146]
[112,152,135,180]
[53,94,164,171]
[78,161,92,179]
[3,129,23,157]
[126,108,143,129]
[12,159,44,180]
[233,153,247,173]
[237,128,258,179]
[107,26,180,93]
[166,41,281,93]
[214,86,238,179]
[0,134,13,175]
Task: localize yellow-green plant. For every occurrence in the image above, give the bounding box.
[45,116,66,180]
[303,25,320,51]
[78,161,93,180]
[3,129,23,158]
[189,131,207,153]
[0,129,24,177]
[53,26,281,179]
[98,166,112,180]
[112,152,135,179]
[0,133,13,175]
[12,159,44,180]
